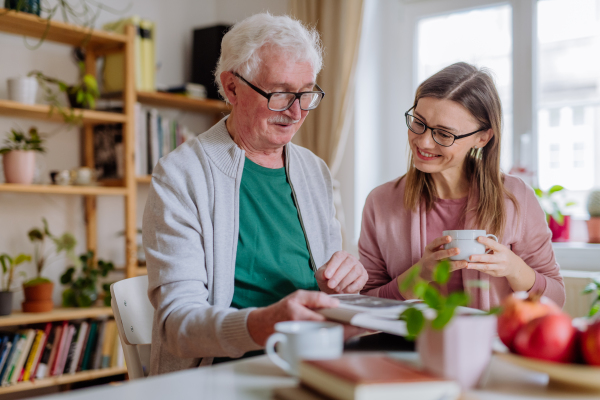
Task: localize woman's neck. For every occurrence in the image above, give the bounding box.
[430,163,470,199]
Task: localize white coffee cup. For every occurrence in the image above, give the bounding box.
[443,230,498,261]
[7,77,38,105]
[266,321,343,376]
[74,167,94,185]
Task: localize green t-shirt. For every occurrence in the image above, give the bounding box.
[231,158,319,309]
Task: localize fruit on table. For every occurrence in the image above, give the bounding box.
[513,313,578,363]
[581,320,600,366]
[497,292,560,351]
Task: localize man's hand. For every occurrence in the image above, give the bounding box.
[315,251,368,294]
[247,290,339,346]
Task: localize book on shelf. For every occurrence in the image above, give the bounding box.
[76,321,92,372]
[80,321,98,371]
[21,329,44,382]
[1,333,24,385]
[92,319,108,371]
[101,320,117,369]
[34,323,55,380]
[0,335,12,378]
[298,354,461,400]
[55,324,76,376]
[10,329,35,384]
[44,324,63,378]
[68,322,89,374]
[50,322,69,377]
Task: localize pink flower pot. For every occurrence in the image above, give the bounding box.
[549,215,570,242]
[417,314,497,390]
[588,218,600,243]
[2,150,35,184]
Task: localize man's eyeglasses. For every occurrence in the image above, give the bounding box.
[234,72,325,112]
[405,107,487,147]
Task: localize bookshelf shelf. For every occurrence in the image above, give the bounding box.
[136,267,148,276]
[136,91,231,114]
[0,9,127,50]
[0,308,113,328]
[0,366,127,395]
[0,99,127,125]
[0,184,128,196]
[136,175,152,183]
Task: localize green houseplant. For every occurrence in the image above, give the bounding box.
[0,253,31,316]
[28,62,100,124]
[1,127,45,184]
[582,277,600,318]
[60,250,114,307]
[399,260,497,389]
[534,185,576,242]
[24,218,76,312]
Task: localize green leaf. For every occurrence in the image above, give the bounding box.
[399,265,421,293]
[60,267,75,285]
[76,91,84,105]
[446,291,469,307]
[433,260,451,285]
[423,286,443,310]
[42,218,51,236]
[487,306,502,315]
[432,306,457,330]
[548,185,565,195]
[13,254,31,266]
[589,303,600,318]
[565,201,577,207]
[400,308,425,340]
[413,281,428,299]
[27,228,44,242]
[83,74,98,91]
[62,288,76,307]
[582,282,598,294]
[0,254,9,274]
[58,82,68,92]
[534,188,543,198]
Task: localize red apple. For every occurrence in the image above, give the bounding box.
[581,320,600,366]
[513,313,577,363]
[497,292,560,351]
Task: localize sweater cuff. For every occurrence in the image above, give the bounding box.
[379,277,405,300]
[527,270,547,295]
[219,308,263,357]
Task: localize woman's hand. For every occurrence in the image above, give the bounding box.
[467,236,536,292]
[416,235,468,281]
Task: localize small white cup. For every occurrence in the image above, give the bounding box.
[266,321,343,376]
[7,77,38,105]
[74,167,94,185]
[443,230,498,261]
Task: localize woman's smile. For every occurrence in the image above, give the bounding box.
[415,146,442,160]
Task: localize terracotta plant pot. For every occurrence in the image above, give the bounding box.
[22,281,54,312]
[2,150,36,184]
[417,314,497,390]
[0,291,13,316]
[549,215,570,242]
[588,217,600,243]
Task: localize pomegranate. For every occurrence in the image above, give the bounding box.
[497,292,560,351]
[513,313,577,363]
[581,319,600,366]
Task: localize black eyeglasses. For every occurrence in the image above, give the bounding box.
[405,107,487,147]
[234,72,325,112]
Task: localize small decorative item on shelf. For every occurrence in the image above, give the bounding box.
[399,261,497,389]
[7,76,38,104]
[24,218,77,313]
[534,185,576,242]
[587,190,600,243]
[60,250,114,307]
[0,253,32,316]
[4,0,41,15]
[28,58,100,124]
[0,127,45,184]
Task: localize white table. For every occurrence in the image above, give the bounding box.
[38,353,600,400]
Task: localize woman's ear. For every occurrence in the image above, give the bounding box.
[220,71,238,105]
[476,129,494,149]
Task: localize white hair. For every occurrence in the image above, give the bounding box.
[214,13,324,101]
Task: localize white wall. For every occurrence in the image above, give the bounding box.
[0,0,287,307]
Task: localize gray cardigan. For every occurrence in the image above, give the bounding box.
[143,118,342,375]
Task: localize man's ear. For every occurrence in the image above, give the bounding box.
[220,71,238,105]
[477,128,494,149]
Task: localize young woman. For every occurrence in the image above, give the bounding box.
[359,62,565,310]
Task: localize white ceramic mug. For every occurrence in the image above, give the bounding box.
[7,77,38,105]
[443,230,498,261]
[74,167,94,185]
[266,321,343,376]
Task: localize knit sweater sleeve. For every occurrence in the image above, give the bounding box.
[143,176,261,361]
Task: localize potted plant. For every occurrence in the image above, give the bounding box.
[399,261,497,390]
[582,277,600,318]
[534,185,576,242]
[0,253,32,316]
[60,250,114,307]
[28,61,99,124]
[0,127,45,184]
[4,0,41,16]
[24,218,77,313]
[587,190,600,243]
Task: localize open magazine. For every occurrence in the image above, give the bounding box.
[318,294,480,336]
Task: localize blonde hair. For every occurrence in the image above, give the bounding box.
[403,62,518,239]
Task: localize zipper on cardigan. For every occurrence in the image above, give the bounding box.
[284,150,318,273]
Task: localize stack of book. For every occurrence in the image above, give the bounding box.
[135,103,197,176]
[0,319,123,386]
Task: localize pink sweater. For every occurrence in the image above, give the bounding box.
[358,175,565,310]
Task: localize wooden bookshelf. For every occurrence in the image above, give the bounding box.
[0,307,113,328]
[136,267,148,276]
[136,91,231,114]
[0,366,127,395]
[136,175,152,184]
[0,183,128,196]
[0,99,127,125]
[0,8,126,50]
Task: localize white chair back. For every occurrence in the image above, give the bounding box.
[110,275,154,379]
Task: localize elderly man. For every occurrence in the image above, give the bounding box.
[143,13,368,375]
